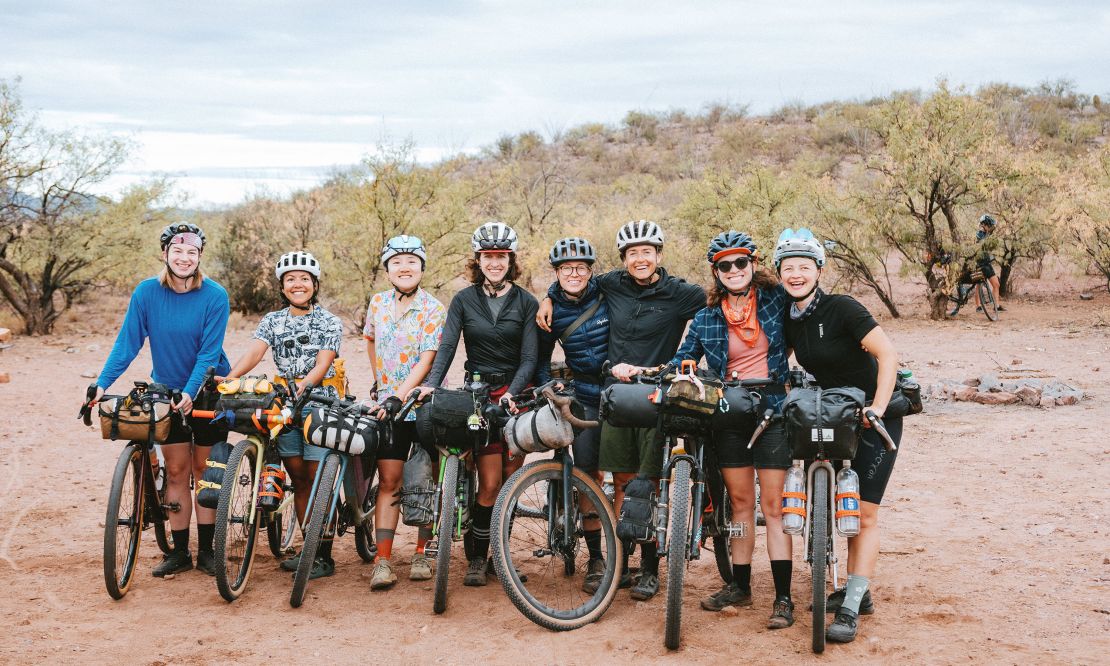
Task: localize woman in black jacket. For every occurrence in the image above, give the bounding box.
[419,221,538,587]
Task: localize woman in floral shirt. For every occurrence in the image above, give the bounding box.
[224,251,343,579]
[363,235,446,590]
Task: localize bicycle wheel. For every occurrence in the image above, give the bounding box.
[291,453,340,608]
[491,460,620,631]
[433,456,459,615]
[978,282,999,321]
[710,491,733,584]
[665,459,692,650]
[811,467,830,654]
[104,444,144,600]
[214,440,260,602]
[267,488,298,558]
[150,452,174,555]
[355,483,379,562]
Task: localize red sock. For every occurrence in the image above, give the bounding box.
[415,538,427,554]
[377,539,393,562]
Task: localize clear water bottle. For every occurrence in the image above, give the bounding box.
[781,463,805,535]
[835,466,861,537]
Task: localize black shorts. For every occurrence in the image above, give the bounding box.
[165,411,228,447]
[378,420,418,461]
[852,416,904,505]
[977,260,996,279]
[709,421,792,469]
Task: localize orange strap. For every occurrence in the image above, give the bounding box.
[782,491,806,500]
[835,491,861,519]
[782,507,806,517]
[835,492,860,501]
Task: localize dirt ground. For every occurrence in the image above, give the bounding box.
[2,273,1109,665]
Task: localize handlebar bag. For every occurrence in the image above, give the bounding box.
[711,386,759,432]
[616,475,657,543]
[664,373,722,419]
[303,406,378,455]
[98,389,173,442]
[399,446,436,526]
[415,388,477,447]
[600,383,660,429]
[195,440,232,509]
[782,386,866,460]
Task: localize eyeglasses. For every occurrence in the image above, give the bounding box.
[715,258,752,273]
[557,265,591,276]
[282,334,311,349]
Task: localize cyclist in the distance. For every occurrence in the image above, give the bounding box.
[950,214,1005,316]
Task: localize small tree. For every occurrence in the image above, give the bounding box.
[1054,143,1110,292]
[984,151,1059,295]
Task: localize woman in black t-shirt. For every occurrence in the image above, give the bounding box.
[774,228,902,645]
[418,221,538,588]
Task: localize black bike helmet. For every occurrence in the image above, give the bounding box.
[979,214,997,227]
[549,237,596,266]
[707,230,758,263]
[159,222,207,250]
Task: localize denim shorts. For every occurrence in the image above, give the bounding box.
[275,407,329,462]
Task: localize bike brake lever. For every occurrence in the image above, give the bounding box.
[864,409,897,451]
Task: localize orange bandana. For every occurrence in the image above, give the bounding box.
[721,289,761,347]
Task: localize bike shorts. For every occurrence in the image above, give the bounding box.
[977,260,996,279]
[166,411,228,447]
[275,406,329,462]
[851,415,904,505]
[709,421,791,469]
[378,420,418,461]
[598,423,663,476]
[571,402,601,474]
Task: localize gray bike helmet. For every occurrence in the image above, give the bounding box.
[707,231,758,263]
[773,228,826,269]
[549,237,596,266]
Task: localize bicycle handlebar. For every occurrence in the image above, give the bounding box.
[864,409,897,451]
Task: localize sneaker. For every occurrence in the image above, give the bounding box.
[152,550,193,577]
[280,552,301,572]
[947,306,960,317]
[410,552,432,581]
[996,305,1006,312]
[975,306,983,313]
[463,558,488,586]
[195,550,216,577]
[629,572,659,601]
[827,607,859,643]
[826,587,874,615]
[308,557,335,580]
[618,567,640,589]
[767,596,795,629]
[369,559,397,590]
[582,558,606,594]
[700,581,752,611]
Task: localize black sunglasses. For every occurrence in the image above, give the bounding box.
[715,257,752,273]
[283,334,311,349]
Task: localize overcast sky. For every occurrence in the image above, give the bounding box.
[2,0,1107,206]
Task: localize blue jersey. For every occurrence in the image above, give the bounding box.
[97,277,232,397]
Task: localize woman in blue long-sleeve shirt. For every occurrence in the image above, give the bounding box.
[95,223,232,578]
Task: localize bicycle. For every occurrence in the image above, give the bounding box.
[289,391,380,608]
[396,377,500,615]
[191,376,305,602]
[488,382,620,631]
[941,255,999,321]
[785,372,897,653]
[82,382,179,600]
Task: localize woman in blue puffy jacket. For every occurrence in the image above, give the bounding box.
[535,237,610,594]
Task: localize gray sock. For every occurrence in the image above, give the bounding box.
[842,574,870,614]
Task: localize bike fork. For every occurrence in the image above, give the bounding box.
[656,439,673,554]
[688,444,706,560]
[561,454,574,547]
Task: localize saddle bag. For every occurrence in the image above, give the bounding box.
[711,385,759,432]
[303,406,379,456]
[782,386,866,460]
[600,383,660,429]
[399,446,436,526]
[617,475,657,543]
[98,386,173,443]
[505,400,583,456]
[415,388,477,447]
[196,440,232,509]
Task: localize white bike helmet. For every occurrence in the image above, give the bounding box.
[275,251,322,280]
[616,220,664,253]
[472,221,518,252]
[381,235,427,268]
[773,228,826,269]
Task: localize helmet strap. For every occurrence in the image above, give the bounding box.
[790,281,820,303]
[483,278,507,297]
[164,261,198,289]
[394,285,418,299]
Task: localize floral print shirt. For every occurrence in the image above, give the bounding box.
[363,288,446,421]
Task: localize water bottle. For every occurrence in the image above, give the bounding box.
[835,466,861,537]
[898,369,923,414]
[259,463,286,509]
[781,463,805,535]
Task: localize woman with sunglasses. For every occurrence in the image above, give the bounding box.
[363,235,446,590]
[624,231,795,628]
[418,221,538,587]
[223,250,344,579]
